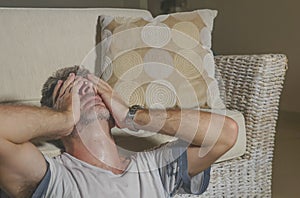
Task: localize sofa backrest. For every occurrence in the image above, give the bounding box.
[0,8,152,105]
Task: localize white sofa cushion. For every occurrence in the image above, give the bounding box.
[0,8,151,103]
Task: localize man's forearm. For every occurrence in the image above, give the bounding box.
[0,105,73,144]
[133,108,233,146]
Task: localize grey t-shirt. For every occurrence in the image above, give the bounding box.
[34,140,211,198]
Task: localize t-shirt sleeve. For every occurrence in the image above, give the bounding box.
[31,161,51,198]
[153,140,211,196]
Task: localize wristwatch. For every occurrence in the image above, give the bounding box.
[125,105,144,132]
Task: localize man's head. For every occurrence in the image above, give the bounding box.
[41,66,112,125]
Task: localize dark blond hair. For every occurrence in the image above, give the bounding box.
[40,66,90,107]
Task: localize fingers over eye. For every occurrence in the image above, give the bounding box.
[72,79,84,93]
[60,73,75,93]
[53,80,63,103]
[53,73,76,103]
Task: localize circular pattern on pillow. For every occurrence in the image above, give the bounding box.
[141,23,171,48]
[98,9,223,109]
[145,80,176,108]
[143,48,174,79]
[172,22,200,49]
[174,50,202,79]
[114,81,145,106]
[112,51,143,80]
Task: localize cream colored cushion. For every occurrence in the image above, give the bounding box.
[34,141,62,158]
[98,10,225,109]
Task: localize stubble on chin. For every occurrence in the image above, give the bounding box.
[79,107,111,126]
[71,107,115,138]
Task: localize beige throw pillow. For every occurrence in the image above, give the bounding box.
[97,10,224,109]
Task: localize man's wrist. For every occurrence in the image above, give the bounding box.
[59,111,76,136]
[125,105,144,131]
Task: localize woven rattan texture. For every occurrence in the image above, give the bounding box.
[175,54,287,197]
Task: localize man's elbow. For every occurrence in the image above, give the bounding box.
[222,117,239,150]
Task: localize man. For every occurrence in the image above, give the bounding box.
[0,66,238,198]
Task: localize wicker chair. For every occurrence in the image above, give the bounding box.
[176,54,288,197]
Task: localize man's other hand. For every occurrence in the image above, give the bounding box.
[52,73,83,135]
[87,74,129,129]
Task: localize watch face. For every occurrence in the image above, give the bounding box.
[130,105,143,114]
[126,105,144,132]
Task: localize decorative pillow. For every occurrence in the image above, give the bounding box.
[97,10,225,109]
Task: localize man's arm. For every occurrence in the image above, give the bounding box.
[88,74,238,177]
[133,109,238,176]
[0,73,81,197]
[0,105,75,143]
